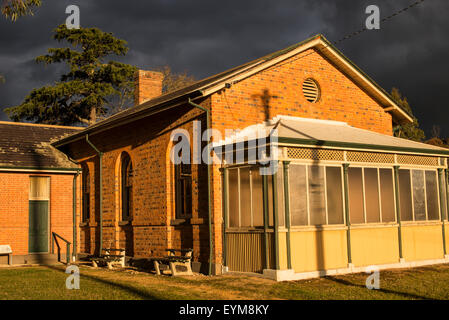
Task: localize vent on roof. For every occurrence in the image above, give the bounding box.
[302,78,320,103]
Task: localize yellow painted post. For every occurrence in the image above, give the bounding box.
[283,161,292,269]
[342,164,352,264]
[438,169,447,255]
[393,166,404,260]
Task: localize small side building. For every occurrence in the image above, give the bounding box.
[0,122,82,265]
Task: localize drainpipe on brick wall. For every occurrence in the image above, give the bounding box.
[187,98,213,276]
[86,134,104,255]
[73,171,80,261]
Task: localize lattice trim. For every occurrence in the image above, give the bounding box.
[346,151,394,164]
[397,154,439,166]
[287,147,344,161]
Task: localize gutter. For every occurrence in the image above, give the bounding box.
[0,166,80,173]
[187,98,213,276]
[85,134,104,255]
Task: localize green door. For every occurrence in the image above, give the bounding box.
[29,200,49,253]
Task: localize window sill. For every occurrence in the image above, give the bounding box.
[171,218,190,226]
[350,223,398,229]
[401,220,442,227]
[289,225,347,232]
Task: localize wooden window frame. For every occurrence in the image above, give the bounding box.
[121,154,133,222]
[82,168,90,223]
[175,162,192,219]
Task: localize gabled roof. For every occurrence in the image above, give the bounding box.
[53,34,413,148]
[0,121,82,170]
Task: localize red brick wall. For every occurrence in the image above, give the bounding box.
[0,172,78,256]
[73,106,209,262]
[210,48,393,136]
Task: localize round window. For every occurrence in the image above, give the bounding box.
[302,78,320,103]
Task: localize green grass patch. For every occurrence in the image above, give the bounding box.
[0,264,449,300]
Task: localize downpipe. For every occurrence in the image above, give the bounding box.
[85,134,104,254]
[188,98,213,276]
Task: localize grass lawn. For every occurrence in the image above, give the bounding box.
[0,263,449,300]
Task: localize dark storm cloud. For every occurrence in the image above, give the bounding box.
[0,0,448,136]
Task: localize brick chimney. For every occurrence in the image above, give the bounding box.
[134,70,163,105]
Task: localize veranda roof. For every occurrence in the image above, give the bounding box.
[214,116,449,157]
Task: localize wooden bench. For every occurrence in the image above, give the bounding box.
[0,245,12,266]
[152,249,193,276]
[91,248,125,269]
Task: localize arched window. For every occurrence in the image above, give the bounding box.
[82,166,90,222]
[121,153,133,221]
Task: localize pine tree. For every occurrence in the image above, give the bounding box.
[5,24,137,125]
[1,0,41,21]
[391,87,426,142]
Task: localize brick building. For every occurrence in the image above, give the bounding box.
[53,34,449,279]
[0,122,81,265]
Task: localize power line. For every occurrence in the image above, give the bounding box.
[223,0,426,120]
[265,0,426,73]
[334,0,425,45]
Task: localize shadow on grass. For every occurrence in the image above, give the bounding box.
[44,265,159,300]
[324,276,432,300]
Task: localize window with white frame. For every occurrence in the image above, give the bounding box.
[348,167,396,224]
[398,169,440,222]
[289,164,344,226]
[227,166,284,228]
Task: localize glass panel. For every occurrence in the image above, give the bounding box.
[348,167,364,224]
[326,167,344,224]
[228,169,239,227]
[308,166,326,225]
[29,177,50,200]
[240,168,252,227]
[277,169,285,227]
[379,169,395,222]
[412,170,426,221]
[364,168,381,223]
[252,169,264,227]
[399,169,413,221]
[426,171,439,221]
[289,164,308,226]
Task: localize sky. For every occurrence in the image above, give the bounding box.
[0,0,448,137]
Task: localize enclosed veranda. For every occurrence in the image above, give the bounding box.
[217,116,449,281]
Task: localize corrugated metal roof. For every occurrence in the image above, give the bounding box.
[214,116,449,156]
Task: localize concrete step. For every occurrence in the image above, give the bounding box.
[23,253,62,265]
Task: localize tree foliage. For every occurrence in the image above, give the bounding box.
[1,0,41,20]
[159,66,196,94]
[5,24,137,125]
[391,87,425,142]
